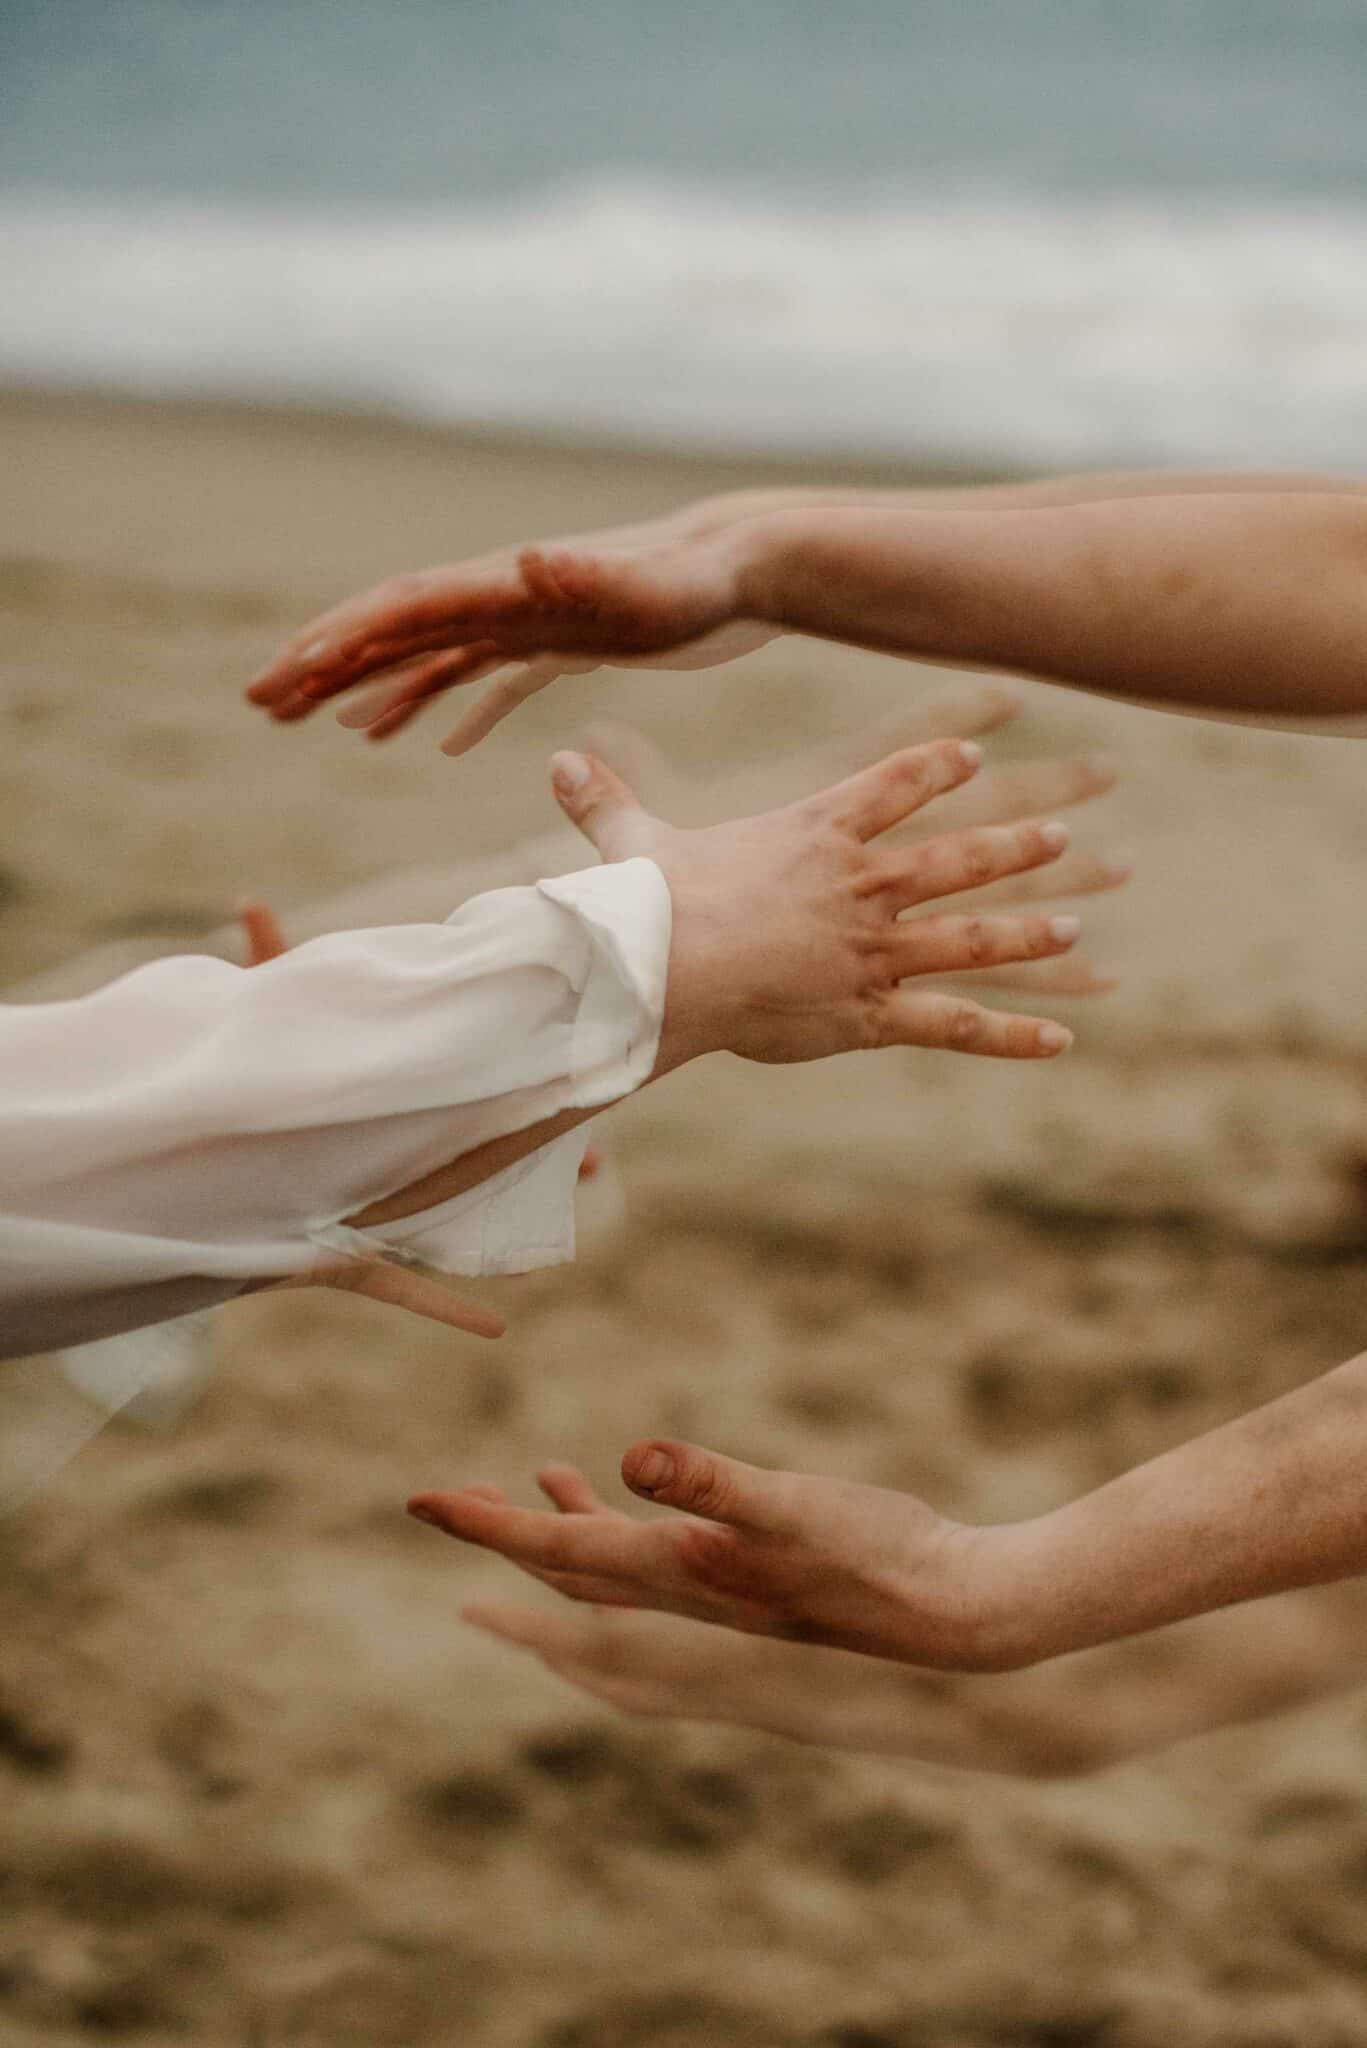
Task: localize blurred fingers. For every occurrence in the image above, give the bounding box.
[537,1465,612,1515]
[889,911,1080,981]
[886,990,1072,1060]
[334,642,506,737]
[238,900,288,966]
[800,684,1025,784]
[461,1601,600,1658]
[824,738,982,842]
[911,752,1117,834]
[952,847,1132,909]
[945,955,1120,998]
[441,656,568,757]
[878,817,1069,910]
[327,1262,506,1338]
[407,1489,646,1575]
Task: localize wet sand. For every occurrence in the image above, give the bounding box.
[6,390,1367,2044]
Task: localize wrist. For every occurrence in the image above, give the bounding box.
[650,883,743,1074]
[926,1518,1067,1674]
[731,508,818,630]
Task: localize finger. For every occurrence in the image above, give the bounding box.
[951,848,1132,910]
[621,1440,792,1530]
[407,1490,645,1575]
[440,655,570,757]
[889,911,1080,981]
[461,1601,600,1658]
[238,900,288,966]
[789,685,1025,789]
[946,955,1120,997]
[919,753,1118,834]
[880,817,1069,911]
[335,1262,506,1338]
[822,739,982,843]
[462,1484,511,1505]
[247,558,533,710]
[887,990,1072,1060]
[576,718,669,791]
[335,643,504,733]
[871,680,1024,750]
[262,614,485,729]
[537,1465,611,1515]
[548,751,654,862]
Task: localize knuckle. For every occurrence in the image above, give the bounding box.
[685,1461,736,1520]
[675,1522,740,1589]
[961,839,995,884]
[962,917,991,965]
[855,993,892,1049]
[945,1001,984,1050]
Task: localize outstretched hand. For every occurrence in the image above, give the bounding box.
[408,1444,1024,1672]
[245,505,770,754]
[543,736,1084,1066]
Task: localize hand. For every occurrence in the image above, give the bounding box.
[236,901,507,1340]
[245,511,768,754]
[408,1446,1025,1671]
[583,694,1128,1002]
[548,736,1084,1067]
[461,1598,913,1745]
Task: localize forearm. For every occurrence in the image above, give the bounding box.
[739,492,1367,724]
[681,467,1367,539]
[1000,1349,1367,1667]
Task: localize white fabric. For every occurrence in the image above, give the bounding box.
[0,857,671,1507]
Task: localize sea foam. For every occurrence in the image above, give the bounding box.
[3,178,1365,470]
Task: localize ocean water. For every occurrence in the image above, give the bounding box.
[3,0,1365,469]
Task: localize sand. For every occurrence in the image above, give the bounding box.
[6,389,1367,2044]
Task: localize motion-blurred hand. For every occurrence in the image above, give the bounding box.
[244,494,778,754]
[545,735,1085,1068]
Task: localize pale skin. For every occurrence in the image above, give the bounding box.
[243,466,1367,749]
[251,463,1367,1724]
[247,726,1120,1321]
[459,1572,1367,1779]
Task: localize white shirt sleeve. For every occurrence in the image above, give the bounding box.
[0,855,672,1364]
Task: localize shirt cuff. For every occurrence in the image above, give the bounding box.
[313,854,672,1278]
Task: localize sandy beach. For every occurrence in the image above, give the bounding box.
[7,387,1367,2044]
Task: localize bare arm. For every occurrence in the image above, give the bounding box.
[678,467,1367,534]
[462,1574,1367,1777]
[740,492,1367,726]
[246,469,1367,749]
[996,1346,1367,1665]
[411,1344,1367,1676]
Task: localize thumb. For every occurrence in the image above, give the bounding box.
[550,751,654,861]
[622,1439,785,1529]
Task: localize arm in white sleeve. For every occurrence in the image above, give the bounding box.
[0,857,671,1363]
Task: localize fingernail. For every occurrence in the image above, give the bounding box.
[1037,1022,1072,1054]
[1048,915,1081,944]
[1040,820,1070,852]
[957,740,983,770]
[408,1503,441,1528]
[630,1448,675,1495]
[551,750,590,794]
